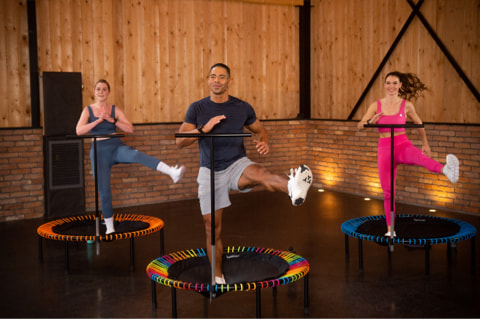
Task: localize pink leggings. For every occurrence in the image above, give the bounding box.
[378,134,443,226]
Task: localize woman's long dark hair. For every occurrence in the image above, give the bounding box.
[385,71,427,100]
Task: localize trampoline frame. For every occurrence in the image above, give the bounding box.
[354,123,476,275]
[341,214,477,275]
[38,213,165,272]
[161,132,311,317]
[147,246,310,318]
[38,133,165,273]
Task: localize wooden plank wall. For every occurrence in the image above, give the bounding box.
[311,0,480,123]
[33,0,300,125]
[1,0,479,127]
[0,0,31,128]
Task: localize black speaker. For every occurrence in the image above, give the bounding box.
[42,72,85,217]
[41,72,82,136]
[44,137,85,218]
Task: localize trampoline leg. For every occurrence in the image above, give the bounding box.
[345,234,350,261]
[256,286,261,318]
[471,236,476,274]
[171,286,177,318]
[425,243,430,276]
[160,228,165,256]
[64,241,69,273]
[388,242,394,253]
[130,238,135,272]
[358,239,364,271]
[151,281,157,309]
[304,273,309,315]
[38,236,43,263]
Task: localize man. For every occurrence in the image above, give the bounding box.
[176,63,312,284]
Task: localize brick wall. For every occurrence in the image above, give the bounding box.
[82,121,308,212]
[308,121,480,214]
[0,129,44,221]
[1,120,478,222]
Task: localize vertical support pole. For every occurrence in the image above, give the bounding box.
[256,285,262,318]
[298,0,311,119]
[171,286,178,318]
[304,273,309,315]
[345,234,350,261]
[425,243,430,276]
[93,137,100,244]
[151,281,157,309]
[358,239,364,271]
[130,238,135,272]
[38,236,43,263]
[471,236,476,274]
[64,241,69,273]
[27,0,40,128]
[209,136,216,301]
[389,127,395,253]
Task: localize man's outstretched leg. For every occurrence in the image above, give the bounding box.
[240,164,313,206]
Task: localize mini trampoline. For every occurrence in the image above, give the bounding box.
[341,214,477,275]
[38,213,164,272]
[37,133,165,272]
[348,123,477,275]
[147,246,310,318]
[152,132,311,318]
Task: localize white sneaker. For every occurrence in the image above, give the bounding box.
[215,275,226,285]
[384,231,397,237]
[287,165,313,206]
[170,165,186,183]
[442,154,459,183]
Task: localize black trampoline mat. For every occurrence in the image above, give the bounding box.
[52,219,149,236]
[356,216,460,238]
[168,251,289,284]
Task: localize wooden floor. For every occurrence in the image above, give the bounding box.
[1,188,479,318]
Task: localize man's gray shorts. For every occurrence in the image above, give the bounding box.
[197,157,255,215]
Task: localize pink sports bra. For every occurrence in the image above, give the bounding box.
[376,99,406,133]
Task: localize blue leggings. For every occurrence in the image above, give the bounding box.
[90,138,160,218]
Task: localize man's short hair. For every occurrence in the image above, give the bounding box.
[209,63,231,78]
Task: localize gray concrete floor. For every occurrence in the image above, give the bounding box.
[1,189,479,318]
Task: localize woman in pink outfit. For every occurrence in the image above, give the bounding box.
[358,71,459,237]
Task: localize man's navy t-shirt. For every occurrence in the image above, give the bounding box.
[184,96,257,171]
